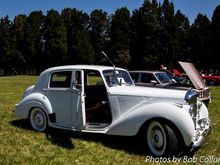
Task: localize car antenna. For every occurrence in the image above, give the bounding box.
[101,51,116,70]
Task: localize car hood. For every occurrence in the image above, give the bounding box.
[179,61,206,90]
[109,85,187,101]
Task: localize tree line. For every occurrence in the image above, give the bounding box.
[0,0,220,75]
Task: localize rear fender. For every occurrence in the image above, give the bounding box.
[15,93,53,119]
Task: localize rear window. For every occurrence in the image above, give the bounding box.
[50,71,72,88]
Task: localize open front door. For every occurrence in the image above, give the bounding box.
[72,70,86,131]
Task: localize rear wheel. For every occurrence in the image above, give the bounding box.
[30,108,47,132]
[146,121,178,157]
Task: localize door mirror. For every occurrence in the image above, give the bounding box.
[151,80,158,84]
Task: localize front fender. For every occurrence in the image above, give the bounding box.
[107,102,195,147]
[15,93,53,119]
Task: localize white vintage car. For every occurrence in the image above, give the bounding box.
[15,65,211,156]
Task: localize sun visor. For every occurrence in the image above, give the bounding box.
[178,61,206,89]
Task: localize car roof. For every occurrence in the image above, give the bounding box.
[129,70,165,74]
[34,65,126,90]
[43,65,121,72]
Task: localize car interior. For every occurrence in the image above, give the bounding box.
[84,70,112,126]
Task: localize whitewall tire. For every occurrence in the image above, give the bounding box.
[30,108,47,131]
[146,121,178,156]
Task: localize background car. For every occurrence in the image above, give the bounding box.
[202,75,220,86]
[130,62,211,106]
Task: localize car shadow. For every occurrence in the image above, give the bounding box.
[11,119,146,155]
[45,128,74,150]
[10,119,33,131]
[11,119,198,157]
[44,127,147,155]
[10,119,74,150]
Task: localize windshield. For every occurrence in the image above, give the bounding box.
[155,72,174,84]
[103,69,134,87]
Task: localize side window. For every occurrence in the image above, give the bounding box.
[141,73,156,83]
[50,71,72,88]
[86,71,104,86]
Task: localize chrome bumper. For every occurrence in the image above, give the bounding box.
[192,118,211,148]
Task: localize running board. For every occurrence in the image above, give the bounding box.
[51,123,110,132]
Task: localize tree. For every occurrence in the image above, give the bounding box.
[0,16,24,75]
[11,14,27,73]
[110,7,131,68]
[173,10,190,64]
[189,14,211,69]
[23,11,45,73]
[160,0,176,65]
[44,9,67,67]
[211,5,220,69]
[61,8,94,64]
[89,9,109,64]
[130,0,162,69]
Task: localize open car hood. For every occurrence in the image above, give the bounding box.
[179,61,206,90]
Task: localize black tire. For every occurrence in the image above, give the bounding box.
[208,80,215,86]
[145,121,178,157]
[30,108,47,132]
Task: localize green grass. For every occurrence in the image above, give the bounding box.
[0,75,220,165]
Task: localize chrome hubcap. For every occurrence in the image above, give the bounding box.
[147,121,166,156]
[34,113,44,126]
[151,129,164,149]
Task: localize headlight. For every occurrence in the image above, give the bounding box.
[185,89,197,105]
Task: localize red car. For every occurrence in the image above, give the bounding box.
[202,75,220,86]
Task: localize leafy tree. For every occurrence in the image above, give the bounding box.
[189,14,211,69]
[11,14,27,73]
[130,0,162,69]
[23,11,45,73]
[172,10,190,64]
[89,9,109,64]
[160,0,176,65]
[211,5,220,69]
[44,9,67,67]
[0,16,24,75]
[0,0,220,74]
[110,7,131,67]
[61,8,94,64]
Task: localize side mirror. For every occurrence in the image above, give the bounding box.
[150,80,158,84]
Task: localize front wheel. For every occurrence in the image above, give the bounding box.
[146,121,178,157]
[30,108,47,131]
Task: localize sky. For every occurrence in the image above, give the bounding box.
[0,0,220,24]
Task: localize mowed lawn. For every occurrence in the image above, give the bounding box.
[0,75,220,164]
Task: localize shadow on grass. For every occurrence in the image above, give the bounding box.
[11,119,146,155]
[11,119,198,157]
[10,119,33,131]
[45,128,74,150]
[43,127,146,155]
[10,119,74,150]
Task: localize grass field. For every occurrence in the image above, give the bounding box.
[0,75,220,164]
